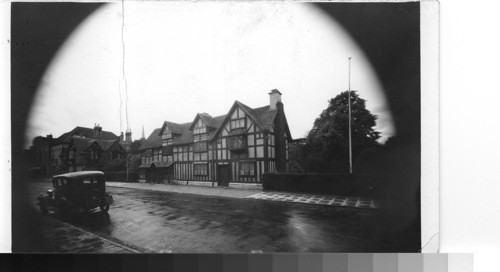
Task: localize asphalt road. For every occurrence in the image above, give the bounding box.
[25,181,387,253]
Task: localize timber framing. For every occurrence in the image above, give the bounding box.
[139,90,292,186]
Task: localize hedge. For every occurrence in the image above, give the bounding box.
[104,172,139,182]
[262,173,388,197]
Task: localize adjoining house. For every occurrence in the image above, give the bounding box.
[137,127,174,183]
[138,90,292,187]
[47,124,129,175]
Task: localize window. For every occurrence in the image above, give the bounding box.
[162,132,172,140]
[194,134,207,142]
[256,133,264,145]
[194,142,207,152]
[194,164,208,176]
[239,162,255,176]
[256,146,264,158]
[228,135,246,150]
[231,151,247,160]
[162,146,173,156]
[194,127,206,135]
[230,119,245,130]
[91,150,99,160]
[247,134,254,146]
[248,147,255,158]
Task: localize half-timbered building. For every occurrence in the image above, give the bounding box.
[139,90,292,187]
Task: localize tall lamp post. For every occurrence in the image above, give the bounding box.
[348,57,353,174]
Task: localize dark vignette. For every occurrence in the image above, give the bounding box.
[10,2,421,257]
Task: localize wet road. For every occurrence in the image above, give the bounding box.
[27,181,386,253]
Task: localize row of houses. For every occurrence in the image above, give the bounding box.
[137,90,292,187]
[28,125,134,176]
[28,90,292,187]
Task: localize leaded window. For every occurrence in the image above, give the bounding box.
[193,164,208,176]
[194,142,207,152]
[230,119,245,130]
[228,135,246,150]
[239,162,255,176]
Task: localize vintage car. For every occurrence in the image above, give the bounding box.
[36,171,114,216]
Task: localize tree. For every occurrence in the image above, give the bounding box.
[288,138,307,173]
[301,91,380,173]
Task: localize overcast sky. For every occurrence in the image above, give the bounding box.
[26,2,394,146]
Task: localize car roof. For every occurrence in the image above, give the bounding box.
[53,171,104,179]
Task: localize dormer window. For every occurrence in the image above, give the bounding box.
[162,132,172,140]
[230,119,245,130]
[194,127,206,135]
[193,118,206,135]
[161,128,174,146]
[162,127,172,140]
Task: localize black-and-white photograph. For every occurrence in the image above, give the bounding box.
[10,1,425,253]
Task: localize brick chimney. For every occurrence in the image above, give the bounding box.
[46,134,53,139]
[125,129,132,143]
[120,132,124,142]
[93,123,102,138]
[269,89,282,111]
[274,101,286,173]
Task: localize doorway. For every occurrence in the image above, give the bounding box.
[217,165,231,187]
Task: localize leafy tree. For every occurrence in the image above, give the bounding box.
[101,156,126,172]
[288,138,307,173]
[301,91,380,173]
[129,140,143,155]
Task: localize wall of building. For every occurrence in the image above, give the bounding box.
[140,104,290,185]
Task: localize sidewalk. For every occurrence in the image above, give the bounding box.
[107,182,380,209]
[107,182,259,199]
[247,192,380,209]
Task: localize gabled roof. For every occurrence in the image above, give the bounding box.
[119,141,131,152]
[252,105,277,130]
[57,126,118,142]
[158,121,189,136]
[189,113,224,130]
[95,139,124,152]
[139,128,163,151]
[70,137,97,153]
[211,101,271,139]
[149,94,292,147]
[171,129,193,146]
[239,102,292,139]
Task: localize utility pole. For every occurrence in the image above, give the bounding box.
[348,57,353,174]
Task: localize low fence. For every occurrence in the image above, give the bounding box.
[104,172,139,182]
[262,173,388,197]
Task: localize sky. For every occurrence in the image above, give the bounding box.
[26,2,394,146]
